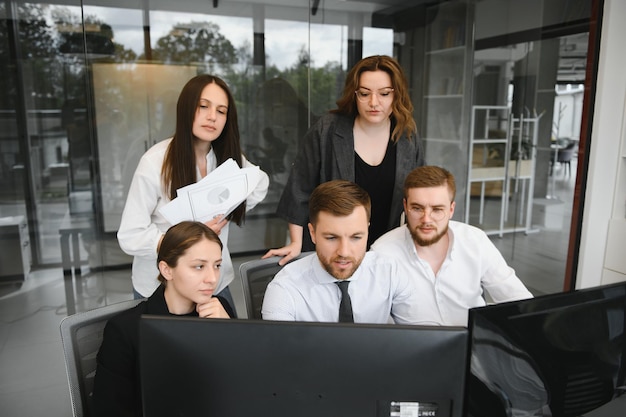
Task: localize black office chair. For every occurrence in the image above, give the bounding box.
[239,252,313,319]
[60,299,144,417]
[557,142,577,177]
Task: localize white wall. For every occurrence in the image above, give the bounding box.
[576,0,626,288]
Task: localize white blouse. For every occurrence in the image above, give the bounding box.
[117,138,269,297]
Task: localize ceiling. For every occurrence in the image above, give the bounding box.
[558,32,589,83]
[51,0,590,82]
[474,31,590,84]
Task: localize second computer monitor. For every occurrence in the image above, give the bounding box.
[467,281,626,417]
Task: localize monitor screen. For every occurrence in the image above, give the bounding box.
[139,317,469,417]
[467,282,626,417]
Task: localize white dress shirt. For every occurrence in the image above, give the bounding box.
[117,138,269,297]
[261,251,421,324]
[371,221,533,327]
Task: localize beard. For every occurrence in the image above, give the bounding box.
[407,221,449,247]
[318,254,364,280]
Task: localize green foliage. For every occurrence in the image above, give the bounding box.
[150,21,237,66]
[2,8,346,119]
[0,3,58,109]
[280,45,344,115]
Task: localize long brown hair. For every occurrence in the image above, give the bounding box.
[162,74,246,225]
[333,55,417,143]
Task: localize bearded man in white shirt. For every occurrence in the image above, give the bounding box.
[371,165,533,327]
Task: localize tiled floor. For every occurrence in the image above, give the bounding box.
[0,160,577,417]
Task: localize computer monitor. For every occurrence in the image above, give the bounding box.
[139,317,469,417]
[467,282,626,417]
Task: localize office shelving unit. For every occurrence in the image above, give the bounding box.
[422,1,472,145]
[506,113,541,233]
[466,106,510,235]
[466,106,540,236]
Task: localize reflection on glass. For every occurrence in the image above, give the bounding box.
[469,283,626,416]
[471,33,586,294]
[93,63,197,232]
[0,1,592,295]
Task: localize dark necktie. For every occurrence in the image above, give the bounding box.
[336,280,354,323]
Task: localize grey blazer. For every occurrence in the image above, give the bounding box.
[276,112,424,250]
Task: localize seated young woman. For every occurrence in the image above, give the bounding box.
[92,221,234,417]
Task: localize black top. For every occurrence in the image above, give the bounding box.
[92,285,234,417]
[275,113,424,252]
[355,139,397,248]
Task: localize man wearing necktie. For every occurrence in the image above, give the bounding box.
[262,180,420,324]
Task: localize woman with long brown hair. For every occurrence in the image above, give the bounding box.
[118,74,269,310]
[264,55,423,264]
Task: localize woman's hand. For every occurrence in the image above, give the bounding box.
[262,241,302,266]
[196,298,230,319]
[204,215,228,235]
[262,223,304,265]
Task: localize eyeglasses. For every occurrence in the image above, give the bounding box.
[407,206,447,221]
[354,88,394,102]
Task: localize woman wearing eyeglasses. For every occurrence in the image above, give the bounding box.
[264,55,424,265]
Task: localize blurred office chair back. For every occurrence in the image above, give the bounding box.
[239,252,313,319]
[59,299,143,417]
[557,141,577,177]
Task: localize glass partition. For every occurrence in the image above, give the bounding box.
[0,0,595,301]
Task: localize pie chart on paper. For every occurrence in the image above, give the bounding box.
[207,186,230,205]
